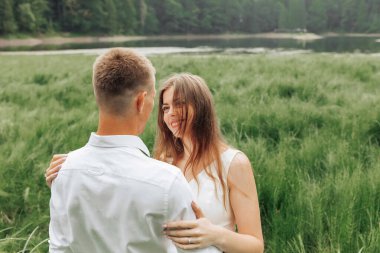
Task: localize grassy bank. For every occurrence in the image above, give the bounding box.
[0,53,379,252]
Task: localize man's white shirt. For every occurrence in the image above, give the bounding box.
[49,133,221,253]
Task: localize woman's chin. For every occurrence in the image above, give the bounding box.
[171,129,182,138]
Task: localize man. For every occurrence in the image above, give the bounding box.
[49,48,220,253]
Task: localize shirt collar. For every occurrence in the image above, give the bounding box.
[87,132,150,157]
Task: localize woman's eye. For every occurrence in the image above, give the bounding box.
[162,106,170,113]
[174,100,185,108]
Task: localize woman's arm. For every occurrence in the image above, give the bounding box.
[164,152,264,253]
[45,154,67,187]
[214,152,264,253]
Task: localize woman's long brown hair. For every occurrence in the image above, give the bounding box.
[154,73,228,206]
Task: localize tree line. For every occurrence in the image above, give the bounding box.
[0,0,379,36]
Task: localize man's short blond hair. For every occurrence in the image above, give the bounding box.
[92,48,155,115]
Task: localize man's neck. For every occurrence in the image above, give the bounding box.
[96,113,140,136]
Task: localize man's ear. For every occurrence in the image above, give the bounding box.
[136,91,148,113]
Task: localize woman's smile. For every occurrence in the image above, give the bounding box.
[170,120,182,128]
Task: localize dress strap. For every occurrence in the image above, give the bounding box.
[221,148,241,175]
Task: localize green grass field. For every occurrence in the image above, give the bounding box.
[0,53,379,252]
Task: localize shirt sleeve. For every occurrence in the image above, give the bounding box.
[166,173,222,253]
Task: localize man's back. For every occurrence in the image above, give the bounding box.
[49,133,219,253]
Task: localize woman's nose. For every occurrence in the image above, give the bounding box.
[168,106,175,116]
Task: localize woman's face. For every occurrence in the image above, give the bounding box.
[162,86,192,138]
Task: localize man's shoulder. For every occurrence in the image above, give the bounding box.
[140,157,185,187]
[64,146,185,190]
[145,157,181,175]
[65,145,90,157]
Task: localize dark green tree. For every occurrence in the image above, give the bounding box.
[0,0,17,34]
[179,0,200,33]
[85,0,108,33]
[288,0,306,29]
[135,0,147,33]
[255,0,279,32]
[356,1,369,32]
[17,3,36,32]
[340,0,359,32]
[143,5,159,34]
[116,0,137,34]
[0,0,378,36]
[221,0,243,32]
[104,0,118,34]
[307,0,327,32]
[326,0,344,31]
[149,0,185,33]
[196,0,226,33]
[368,16,380,33]
[61,0,88,32]
[30,0,51,33]
[50,0,65,31]
[240,0,259,33]
[278,2,289,30]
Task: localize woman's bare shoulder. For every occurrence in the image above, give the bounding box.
[227,151,255,186]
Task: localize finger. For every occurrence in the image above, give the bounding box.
[164,220,197,230]
[50,156,67,168]
[46,164,62,177]
[167,236,200,245]
[191,201,205,218]
[46,157,66,173]
[46,173,58,188]
[164,228,197,237]
[172,241,201,250]
[50,154,68,163]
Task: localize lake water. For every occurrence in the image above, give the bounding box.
[1,35,379,54]
[121,36,380,53]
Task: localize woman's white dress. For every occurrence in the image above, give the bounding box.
[188,148,240,231]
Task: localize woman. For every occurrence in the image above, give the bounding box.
[45,73,264,253]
